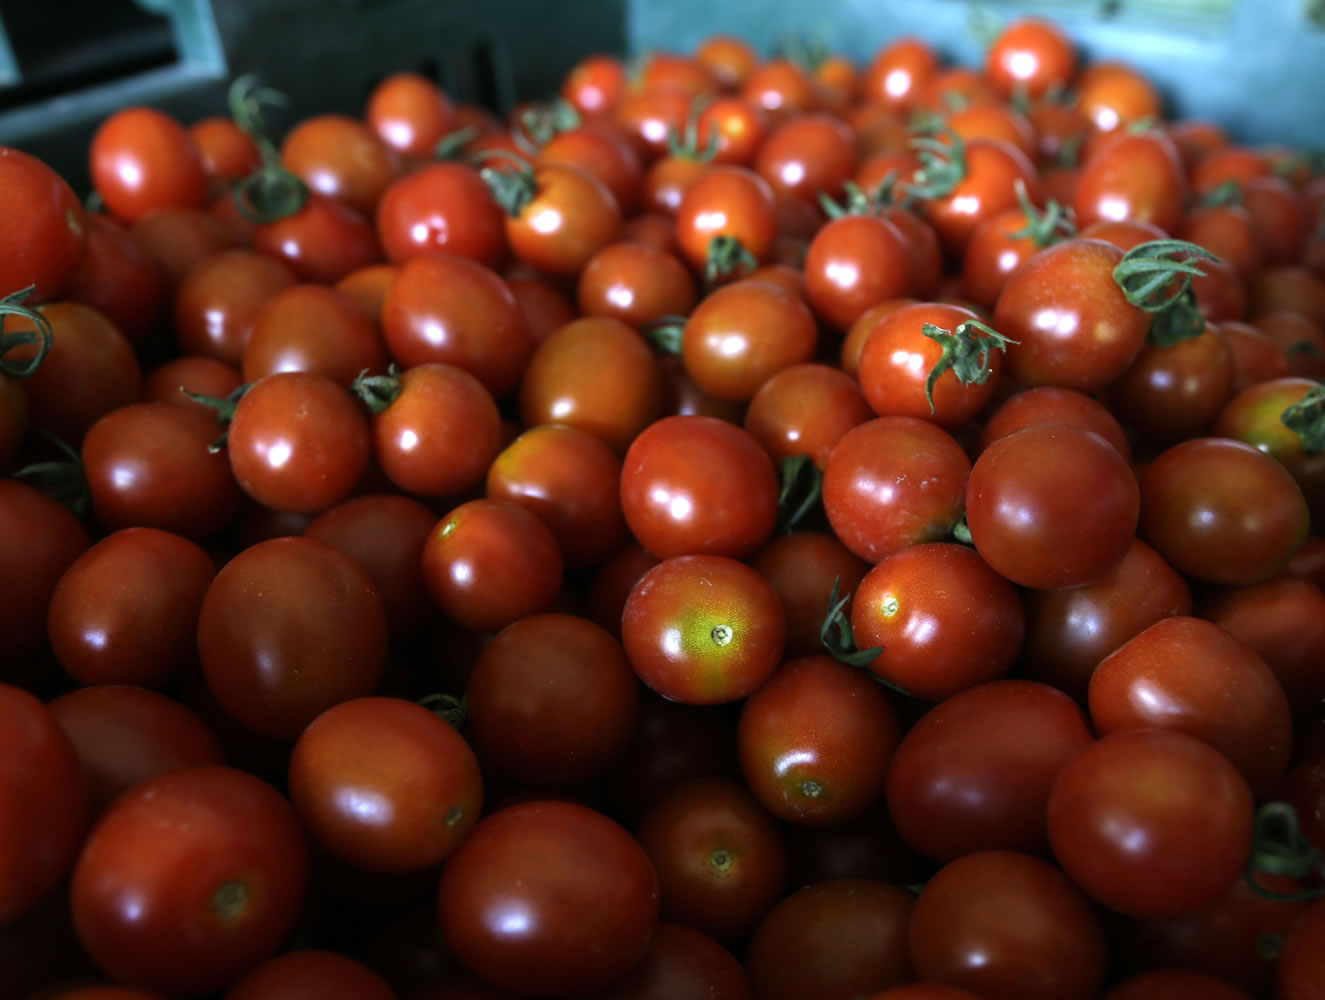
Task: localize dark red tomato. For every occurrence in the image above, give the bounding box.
[746,880,914,1000]
[304,493,438,635]
[1140,437,1309,585]
[1217,320,1293,391]
[0,481,90,659]
[783,798,932,891]
[49,685,223,817]
[467,614,639,786]
[979,387,1131,460]
[540,123,642,217]
[288,696,481,872]
[334,262,399,322]
[189,116,261,182]
[0,684,87,924]
[696,97,767,167]
[620,213,679,253]
[1078,217,1168,252]
[1213,376,1325,516]
[381,253,530,398]
[588,543,663,641]
[1168,119,1229,166]
[242,284,387,387]
[675,167,777,278]
[967,423,1139,589]
[1254,311,1325,379]
[198,537,388,740]
[636,778,786,941]
[5,301,142,445]
[375,162,504,267]
[857,302,1004,430]
[1048,729,1252,918]
[252,192,381,285]
[1102,970,1254,1000]
[47,989,167,1000]
[840,298,919,377]
[131,207,238,285]
[1278,758,1325,853]
[622,555,784,704]
[0,374,25,470]
[71,766,308,996]
[916,139,1041,257]
[65,213,164,345]
[1178,203,1262,281]
[0,145,86,301]
[960,203,1061,310]
[1021,537,1192,702]
[1243,175,1309,267]
[1076,62,1162,134]
[852,543,1024,701]
[658,353,748,424]
[493,162,620,279]
[366,72,454,160]
[986,18,1075,98]
[281,114,398,217]
[486,424,628,568]
[753,114,855,205]
[1108,323,1234,444]
[507,273,576,345]
[1190,147,1269,194]
[1201,576,1325,711]
[577,241,697,329]
[83,402,243,540]
[173,249,296,365]
[520,316,663,454]
[695,34,758,89]
[1089,615,1292,796]
[421,498,563,634]
[681,279,818,401]
[744,364,874,471]
[740,60,819,120]
[749,532,869,658]
[996,238,1150,391]
[223,949,395,1000]
[803,214,913,330]
[739,655,899,825]
[888,681,1091,864]
[1279,897,1325,1000]
[620,416,778,559]
[1074,132,1186,234]
[1250,267,1325,327]
[90,107,209,222]
[227,371,370,515]
[593,923,750,1000]
[909,850,1106,1000]
[47,527,214,688]
[1191,258,1247,330]
[865,987,985,1000]
[1287,535,1325,589]
[862,36,938,110]
[823,416,971,564]
[438,801,659,996]
[369,362,501,498]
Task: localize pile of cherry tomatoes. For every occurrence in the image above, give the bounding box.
[3,14,1325,1000]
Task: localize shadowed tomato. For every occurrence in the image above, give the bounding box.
[1109,322,1234,445]
[131,207,239,284]
[1088,615,1292,796]
[0,481,90,659]
[144,356,243,415]
[1178,202,1262,281]
[744,364,873,471]
[223,949,396,1000]
[49,685,224,817]
[578,241,696,329]
[749,531,870,657]
[467,614,639,786]
[637,778,786,940]
[1217,320,1293,391]
[281,114,399,217]
[90,108,209,222]
[593,923,751,1000]
[197,537,388,741]
[1102,970,1255,1000]
[288,696,481,872]
[1075,131,1186,234]
[0,145,86,302]
[979,386,1131,459]
[746,880,914,1000]
[623,555,784,704]
[986,18,1075,99]
[966,423,1139,589]
[909,850,1107,1000]
[739,655,899,825]
[66,213,164,345]
[507,273,575,345]
[375,162,505,267]
[1047,729,1253,918]
[70,766,308,996]
[0,683,87,924]
[438,801,659,997]
[421,498,563,634]
[47,527,215,688]
[865,987,984,1000]
[620,416,778,559]
[242,283,387,387]
[1250,268,1325,328]
[366,72,455,160]
[173,249,296,366]
[852,543,1024,700]
[803,214,913,331]
[251,193,381,286]
[1278,897,1325,1000]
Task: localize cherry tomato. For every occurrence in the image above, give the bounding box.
[1217,320,1293,391]
[0,145,86,301]
[66,213,166,346]
[243,283,387,387]
[421,498,563,634]
[251,192,381,285]
[197,537,388,740]
[616,89,692,161]
[366,72,455,160]
[1047,729,1253,918]
[909,850,1107,1000]
[748,531,869,657]
[986,18,1076,99]
[823,416,971,564]
[577,241,697,329]
[840,298,918,376]
[487,161,621,278]
[467,613,639,786]
[1109,323,1234,444]
[596,922,752,1000]
[90,107,210,222]
[1076,62,1162,134]
[696,97,768,167]
[1244,175,1309,267]
[189,116,261,182]
[1140,436,1309,584]
[675,166,777,279]
[173,249,296,366]
[280,114,399,217]
[620,415,778,559]
[0,683,87,924]
[1251,267,1325,328]
[375,162,506,267]
[739,655,900,825]
[1104,970,1254,1000]
[540,123,642,217]
[960,201,1065,310]
[1178,202,1262,281]
[744,363,873,471]
[562,54,628,117]
[754,114,855,205]
[507,273,575,345]
[852,543,1024,700]
[437,801,659,995]
[980,386,1131,459]
[862,37,938,111]
[381,253,530,398]
[70,765,308,996]
[740,59,820,120]
[1074,131,1186,234]
[803,214,913,330]
[1278,897,1325,1000]
[746,880,914,1000]
[223,949,395,1000]
[915,138,1041,256]
[1254,310,1325,379]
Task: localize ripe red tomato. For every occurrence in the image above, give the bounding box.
[979,386,1131,459]
[243,283,387,387]
[223,949,396,1000]
[486,161,621,278]
[70,766,308,996]
[66,213,167,346]
[803,214,913,330]
[1047,729,1253,918]
[1074,131,1187,234]
[173,249,296,366]
[281,114,399,217]
[438,801,659,995]
[366,72,455,161]
[913,137,1041,256]
[862,37,938,111]
[197,537,388,740]
[189,116,260,184]
[675,166,777,279]
[577,241,697,329]
[0,480,90,659]
[375,162,506,267]
[0,146,86,302]
[749,531,870,657]
[288,696,482,872]
[744,364,873,471]
[1076,62,1162,134]
[595,922,752,1000]
[1108,323,1235,444]
[754,114,856,205]
[251,192,381,285]
[562,54,627,116]
[90,108,210,222]
[1102,970,1255,1000]
[0,683,87,924]
[986,18,1076,98]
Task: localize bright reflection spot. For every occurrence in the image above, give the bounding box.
[550,398,574,419]
[890,348,925,376]
[965,948,991,969]
[1099,196,1129,222]
[869,479,898,504]
[410,221,432,243]
[399,428,419,452]
[951,194,981,216]
[118,161,142,188]
[785,429,801,442]
[902,613,938,648]
[335,786,393,825]
[662,628,684,658]
[451,561,474,585]
[695,209,728,232]
[1131,680,1177,717]
[1009,51,1037,80]
[266,441,293,469]
[775,749,816,777]
[885,69,910,98]
[668,495,693,520]
[120,892,147,924]
[83,628,109,651]
[498,906,533,936]
[643,120,668,144]
[718,334,746,358]
[1033,308,1079,339]
[997,248,1020,272]
[527,206,562,235]
[607,284,634,309]
[826,260,859,287]
[780,162,805,186]
[383,122,412,148]
[1096,108,1121,132]
[650,486,671,505]
[420,318,448,347]
[1102,813,1148,854]
[996,498,1035,528]
[111,465,137,490]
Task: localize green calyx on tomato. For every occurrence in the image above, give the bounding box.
[351,364,404,413]
[705,234,758,283]
[817,175,902,219]
[1007,178,1075,248]
[1199,179,1243,209]
[665,97,720,164]
[1281,385,1325,456]
[418,692,468,730]
[0,287,53,378]
[644,315,686,355]
[11,429,90,519]
[433,126,479,160]
[818,575,899,683]
[906,127,968,201]
[475,149,541,218]
[1112,238,1220,346]
[181,381,252,453]
[514,99,581,150]
[920,318,1017,413]
[1243,800,1325,902]
[776,455,823,535]
[233,160,309,224]
[227,73,288,157]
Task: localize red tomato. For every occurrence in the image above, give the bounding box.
[1103,970,1254,1000]
[375,162,506,267]
[66,213,167,346]
[539,123,642,216]
[507,273,576,345]
[1076,62,1162,134]
[485,161,621,278]
[578,241,697,329]
[223,949,395,1000]
[562,55,628,117]
[986,18,1076,99]
[366,72,455,160]
[1074,131,1186,234]
[740,60,820,120]
[1278,897,1325,1000]
[0,146,86,302]
[189,116,262,183]
[174,249,296,366]
[280,114,399,217]
[803,214,913,330]
[131,205,239,286]
[251,192,381,285]
[1107,323,1234,444]
[595,922,752,1000]
[90,108,210,222]
[749,531,870,657]
[979,386,1131,459]
[862,37,938,111]
[1217,320,1293,391]
[675,166,777,279]
[243,283,388,387]
[70,766,308,995]
[744,363,874,471]
[754,114,856,205]
[913,137,1041,256]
